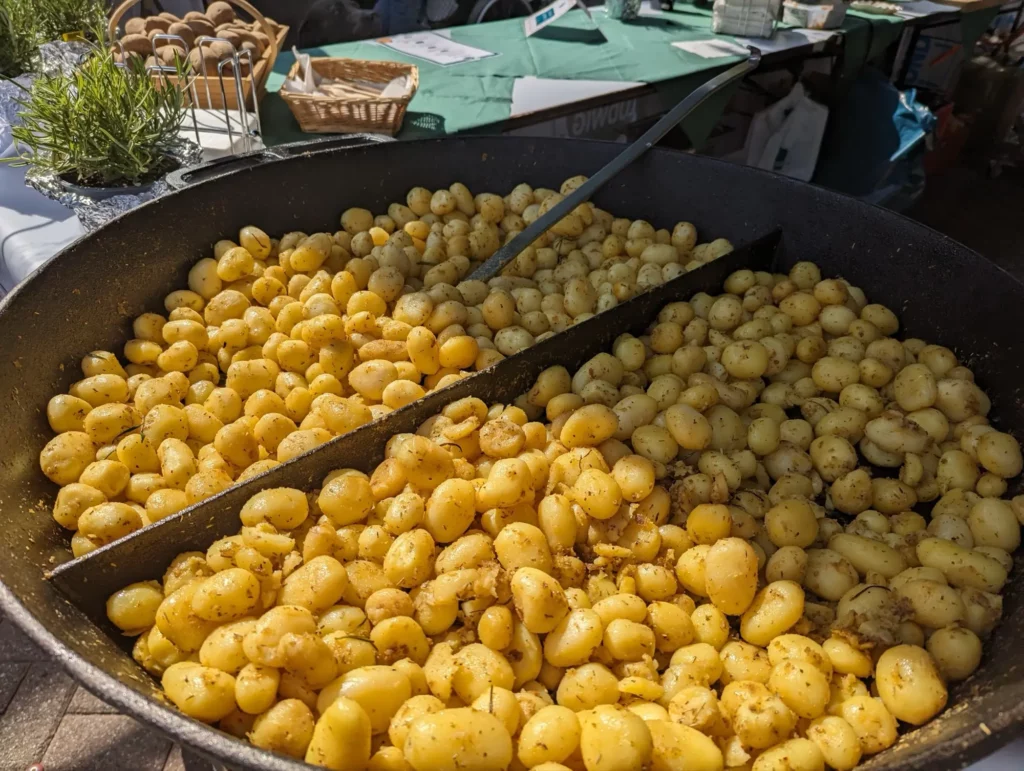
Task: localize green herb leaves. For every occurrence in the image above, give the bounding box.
[7,48,189,186]
[0,0,107,78]
[0,0,36,78]
[33,0,107,43]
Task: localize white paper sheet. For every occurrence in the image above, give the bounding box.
[179,109,264,159]
[736,28,837,53]
[895,0,960,17]
[375,31,498,66]
[672,39,750,58]
[510,76,645,117]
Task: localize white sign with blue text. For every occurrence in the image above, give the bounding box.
[524,0,594,36]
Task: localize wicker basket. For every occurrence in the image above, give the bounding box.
[108,0,287,110]
[280,58,419,136]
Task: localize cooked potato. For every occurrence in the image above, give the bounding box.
[87,228,1020,768]
[875,645,948,725]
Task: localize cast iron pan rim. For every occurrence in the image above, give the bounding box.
[2,135,1023,771]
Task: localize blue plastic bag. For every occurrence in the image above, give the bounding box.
[813,69,935,210]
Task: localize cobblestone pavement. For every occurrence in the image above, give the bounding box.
[0,612,217,771]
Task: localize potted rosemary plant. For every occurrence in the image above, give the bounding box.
[6,46,189,197]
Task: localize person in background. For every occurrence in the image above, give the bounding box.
[374,0,427,34]
[115,0,205,20]
[293,0,385,47]
[289,0,427,45]
[246,0,318,46]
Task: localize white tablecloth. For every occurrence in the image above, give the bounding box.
[975,738,1024,769]
[0,157,83,298]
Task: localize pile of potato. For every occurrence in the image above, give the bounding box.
[40,178,729,558]
[106,261,1023,771]
[114,1,280,74]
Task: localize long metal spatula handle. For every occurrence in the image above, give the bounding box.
[469,47,762,282]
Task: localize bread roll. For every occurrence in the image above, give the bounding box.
[144,17,171,33]
[206,2,237,27]
[120,33,152,55]
[167,22,196,47]
[124,18,147,35]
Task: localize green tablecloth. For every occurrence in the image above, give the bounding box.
[263,7,754,145]
[258,3,989,148]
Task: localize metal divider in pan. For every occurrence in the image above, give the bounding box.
[48,230,782,626]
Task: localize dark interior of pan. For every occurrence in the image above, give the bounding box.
[1,136,1022,771]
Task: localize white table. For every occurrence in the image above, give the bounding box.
[0,160,83,297]
[975,739,1024,769]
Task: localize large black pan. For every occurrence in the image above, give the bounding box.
[1,136,1022,771]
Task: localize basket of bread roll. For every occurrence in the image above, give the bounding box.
[107,0,287,110]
